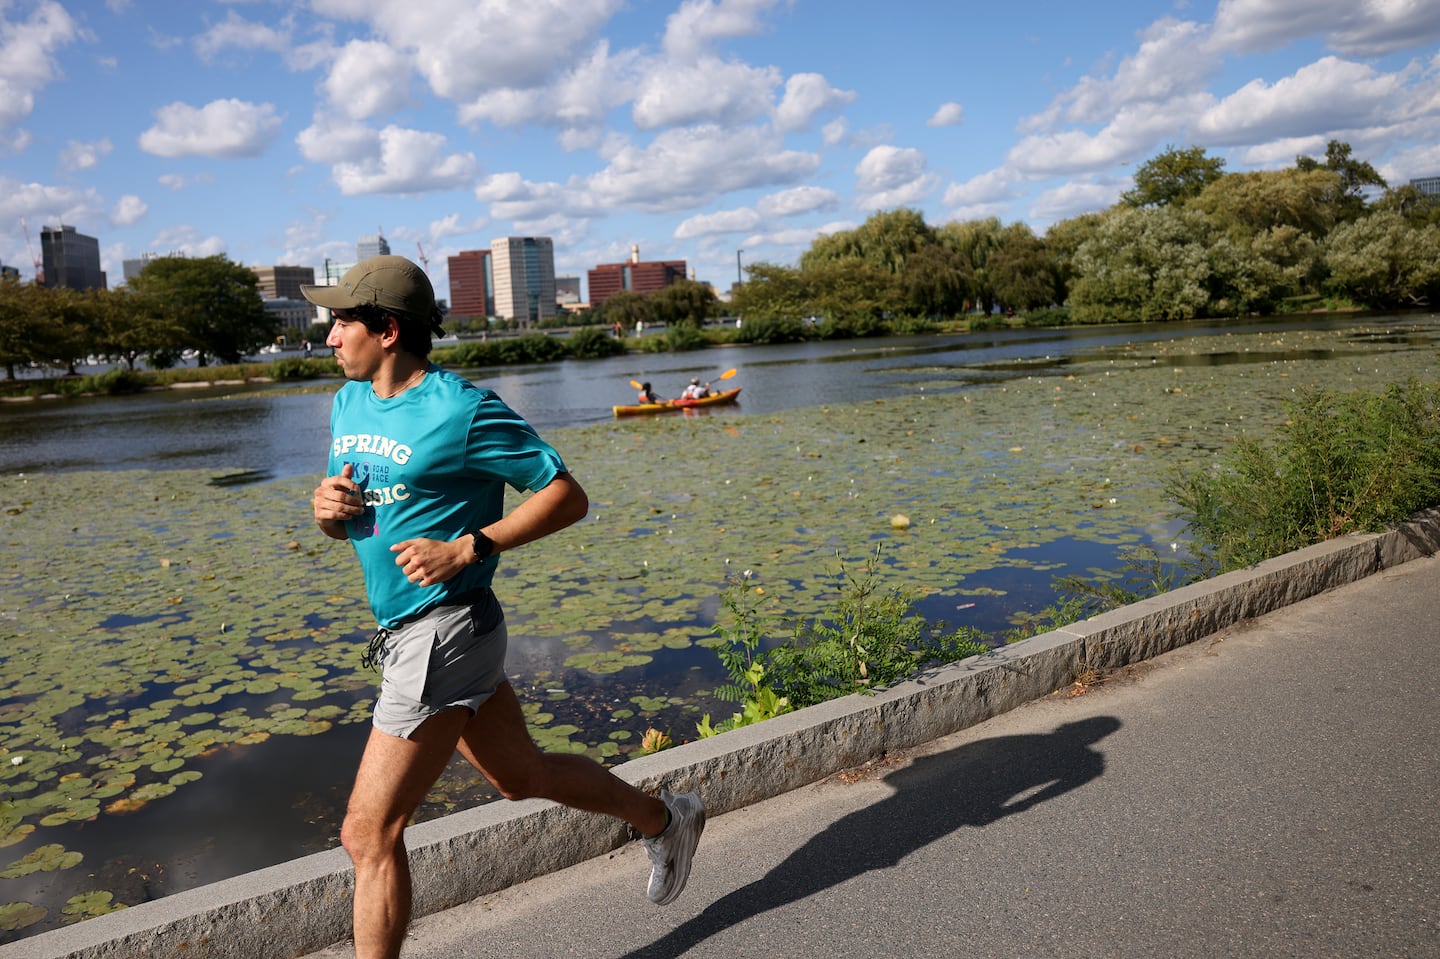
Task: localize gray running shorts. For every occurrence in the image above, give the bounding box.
[372,589,507,740]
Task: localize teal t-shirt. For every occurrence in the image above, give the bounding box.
[327,365,566,627]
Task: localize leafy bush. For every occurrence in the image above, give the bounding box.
[566,326,627,359]
[732,316,808,345]
[638,324,709,353]
[268,357,335,380]
[492,334,568,365]
[699,551,990,738]
[888,314,940,335]
[967,312,1009,331]
[814,314,889,340]
[1169,380,1440,573]
[1020,307,1072,327]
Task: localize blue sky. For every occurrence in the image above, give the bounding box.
[3,0,1439,303]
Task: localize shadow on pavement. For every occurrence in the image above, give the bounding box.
[620,715,1123,959]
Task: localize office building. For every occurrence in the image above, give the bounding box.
[448,250,494,318]
[41,224,106,291]
[491,237,556,326]
[262,298,315,337]
[357,233,391,260]
[587,245,686,308]
[122,252,179,283]
[1410,176,1440,199]
[252,265,316,301]
[555,276,582,307]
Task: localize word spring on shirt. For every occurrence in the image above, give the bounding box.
[333,432,413,464]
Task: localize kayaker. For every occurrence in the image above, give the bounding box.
[680,378,710,400]
[638,382,659,403]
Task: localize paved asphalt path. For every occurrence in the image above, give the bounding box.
[305,555,1440,959]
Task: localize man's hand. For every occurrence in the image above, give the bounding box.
[390,537,470,588]
[314,463,363,539]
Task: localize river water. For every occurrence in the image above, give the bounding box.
[0,312,1418,477]
[2,310,1437,944]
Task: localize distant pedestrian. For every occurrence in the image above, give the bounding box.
[302,255,705,959]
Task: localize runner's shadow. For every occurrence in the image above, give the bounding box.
[618,715,1122,959]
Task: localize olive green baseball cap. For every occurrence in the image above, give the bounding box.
[301,255,436,321]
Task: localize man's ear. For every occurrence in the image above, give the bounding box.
[379,314,402,347]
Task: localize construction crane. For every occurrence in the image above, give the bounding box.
[416,240,429,273]
[20,217,43,285]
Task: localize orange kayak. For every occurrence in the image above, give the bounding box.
[613,387,742,417]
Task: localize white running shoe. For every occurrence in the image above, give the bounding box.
[641,788,706,905]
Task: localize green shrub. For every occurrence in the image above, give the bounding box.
[889,314,940,335]
[732,316,808,345]
[967,312,1009,332]
[268,357,335,380]
[1169,380,1440,573]
[435,341,501,367]
[1020,307,1071,327]
[638,324,709,353]
[699,551,990,739]
[814,314,888,340]
[493,334,568,365]
[566,326,627,359]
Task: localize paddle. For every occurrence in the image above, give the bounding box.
[628,370,733,401]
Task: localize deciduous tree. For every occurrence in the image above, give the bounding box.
[1120,145,1226,208]
[128,255,274,365]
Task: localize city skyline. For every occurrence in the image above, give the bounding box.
[3,1,1438,303]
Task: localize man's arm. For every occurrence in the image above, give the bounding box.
[390,472,589,588]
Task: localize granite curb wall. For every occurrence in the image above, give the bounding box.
[8,509,1438,959]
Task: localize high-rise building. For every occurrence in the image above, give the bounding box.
[251,265,316,301]
[491,237,556,326]
[1410,176,1440,198]
[587,245,686,308]
[357,233,391,260]
[122,252,177,283]
[41,224,106,291]
[555,276,582,307]
[448,250,494,318]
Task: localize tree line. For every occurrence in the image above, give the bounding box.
[0,255,278,380]
[6,141,1438,381]
[728,141,1440,326]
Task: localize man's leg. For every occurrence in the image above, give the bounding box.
[343,709,470,959]
[456,682,706,904]
[455,681,667,835]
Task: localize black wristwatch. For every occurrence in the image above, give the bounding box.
[470,529,496,562]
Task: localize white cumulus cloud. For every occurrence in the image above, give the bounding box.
[1195,57,1406,145]
[1211,0,1440,57]
[854,145,940,210]
[61,138,112,172]
[0,1,81,129]
[330,126,478,195]
[927,102,964,127]
[324,40,413,120]
[111,194,147,226]
[633,56,778,130]
[756,185,839,217]
[139,99,284,158]
[774,73,857,133]
[674,207,762,238]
